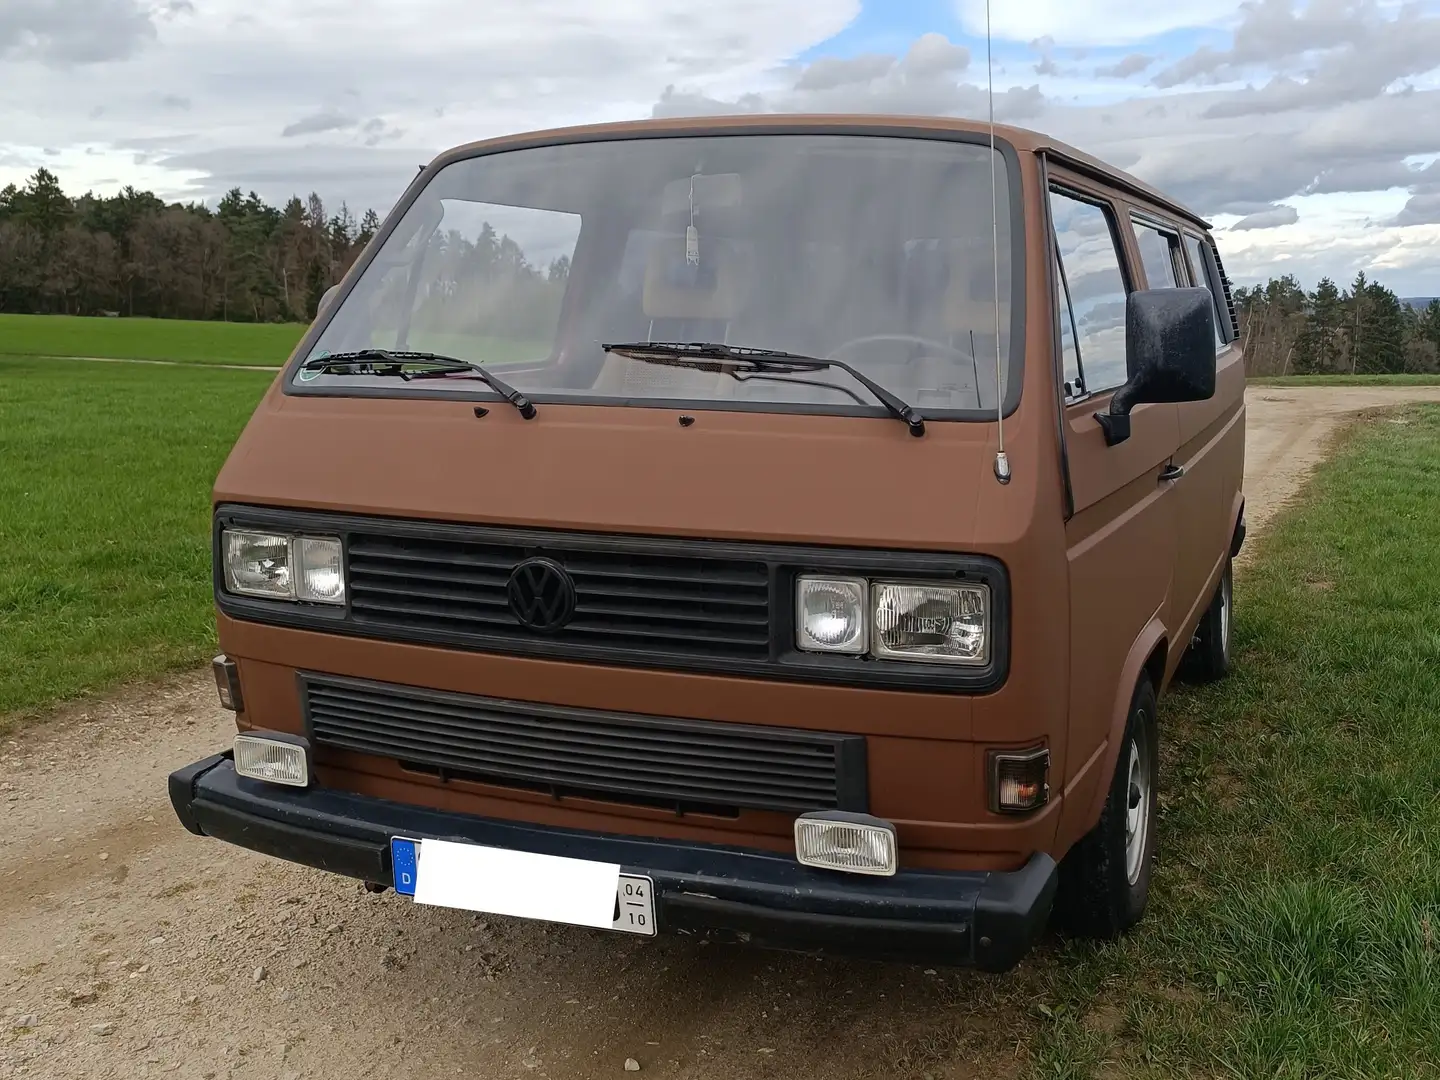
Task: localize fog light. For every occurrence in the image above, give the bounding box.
[794,811,898,876]
[212,654,243,712]
[989,748,1050,813]
[234,732,311,788]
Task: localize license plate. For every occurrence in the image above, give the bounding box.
[390,837,655,936]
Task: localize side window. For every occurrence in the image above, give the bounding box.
[1131,219,1183,289]
[1049,188,1130,395]
[1054,252,1084,398]
[1183,232,1229,351]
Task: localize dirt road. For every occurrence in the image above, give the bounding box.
[4,386,1438,1080]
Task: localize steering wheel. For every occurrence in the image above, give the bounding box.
[825,333,975,365]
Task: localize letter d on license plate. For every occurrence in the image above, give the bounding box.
[390,837,655,936]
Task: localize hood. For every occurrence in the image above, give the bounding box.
[215,385,1048,552]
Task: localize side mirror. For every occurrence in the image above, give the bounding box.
[317,284,341,315]
[1095,287,1217,446]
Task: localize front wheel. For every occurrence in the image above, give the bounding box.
[1054,677,1160,940]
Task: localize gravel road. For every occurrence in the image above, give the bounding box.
[5,385,1438,1080]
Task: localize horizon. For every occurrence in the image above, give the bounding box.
[3,1,1439,295]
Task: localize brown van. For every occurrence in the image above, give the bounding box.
[169,115,1246,973]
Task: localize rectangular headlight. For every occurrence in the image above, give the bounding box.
[223,530,293,599]
[221,529,345,605]
[872,581,989,664]
[294,537,345,604]
[233,732,311,787]
[796,576,868,654]
[794,812,898,876]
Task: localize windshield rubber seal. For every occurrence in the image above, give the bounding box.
[280,122,1028,425]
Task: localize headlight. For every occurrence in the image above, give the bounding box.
[222,529,345,605]
[796,576,867,654]
[294,537,345,603]
[793,577,991,665]
[223,531,293,599]
[873,582,989,664]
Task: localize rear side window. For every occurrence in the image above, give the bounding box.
[1183,232,1230,351]
[1049,189,1129,395]
[1131,219,1183,290]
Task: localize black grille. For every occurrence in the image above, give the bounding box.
[302,675,867,815]
[346,532,771,660]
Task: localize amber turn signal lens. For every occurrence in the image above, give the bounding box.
[212,654,243,712]
[989,748,1050,814]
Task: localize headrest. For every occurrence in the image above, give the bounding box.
[943,249,1011,337]
[642,234,749,320]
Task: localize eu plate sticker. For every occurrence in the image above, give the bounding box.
[390,837,419,897]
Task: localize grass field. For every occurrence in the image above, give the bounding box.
[1250,372,1440,386]
[0,313,553,369]
[3,349,1439,1075]
[0,357,272,727]
[0,313,306,366]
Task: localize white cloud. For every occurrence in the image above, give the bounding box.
[1231,204,1300,229]
[952,0,1241,46]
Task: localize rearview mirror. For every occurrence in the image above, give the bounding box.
[1095,287,1217,446]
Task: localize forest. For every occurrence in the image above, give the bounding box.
[2,167,1438,376]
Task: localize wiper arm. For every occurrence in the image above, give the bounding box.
[299,349,536,419]
[601,341,925,437]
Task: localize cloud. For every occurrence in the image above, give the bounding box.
[795,54,895,91]
[160,93,190,110]
[1231,204,1300,229]
[0,0,160,65]
[953,0,1242,46]
[1097,53,1154,78]
[1392,193,1440,226]
[281,110,360,138]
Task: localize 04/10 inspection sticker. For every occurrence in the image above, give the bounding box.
[390,837,656,936]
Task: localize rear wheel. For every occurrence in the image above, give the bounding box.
[1184,559,1233,682]
[1054,677,1159,940]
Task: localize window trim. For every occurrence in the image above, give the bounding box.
[1047,183,1134,402]
[1129,212,1187,291]
[1180,228,1236,347]
[279,125,1031,425]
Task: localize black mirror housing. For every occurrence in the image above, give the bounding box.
[1096,287,1217,446]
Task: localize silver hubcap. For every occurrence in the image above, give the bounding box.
[1124,718,1151,885]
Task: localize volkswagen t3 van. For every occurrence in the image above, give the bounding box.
[169,115,1246,973]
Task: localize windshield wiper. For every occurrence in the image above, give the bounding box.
[600,341,924,437]
[298,349,536,419]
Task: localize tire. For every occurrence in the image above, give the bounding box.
[1184,559,1233,682]
[1054,677,1159,940]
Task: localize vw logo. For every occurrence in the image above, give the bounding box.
[506,558,577,633]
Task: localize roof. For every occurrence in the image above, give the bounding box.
[433,113,1209,232]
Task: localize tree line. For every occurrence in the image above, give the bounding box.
[1234,274,1440,376]
[4,167,1438,375]
[0,167,379,323]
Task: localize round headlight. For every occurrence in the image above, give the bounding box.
[796,577,867,654]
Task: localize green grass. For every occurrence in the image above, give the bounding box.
[1020,406,1440,1078]
[0,358,272,728]
[1249,373,1440,386]
[0,313,306,366]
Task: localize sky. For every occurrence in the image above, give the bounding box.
[2,0,1438,295]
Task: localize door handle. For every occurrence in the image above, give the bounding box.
[1158,463,1186,482]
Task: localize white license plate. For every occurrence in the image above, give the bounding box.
[390,837,655,936]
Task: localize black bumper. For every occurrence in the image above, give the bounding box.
[169,754,1057,973]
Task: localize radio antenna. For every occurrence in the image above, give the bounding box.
[986,0,1010,485]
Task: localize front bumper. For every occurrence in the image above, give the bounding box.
[169,754,1058,972]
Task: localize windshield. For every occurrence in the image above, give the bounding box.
[299,133,1019,417]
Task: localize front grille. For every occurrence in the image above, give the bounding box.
[346,532,771,660]
[302,675,867,815]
